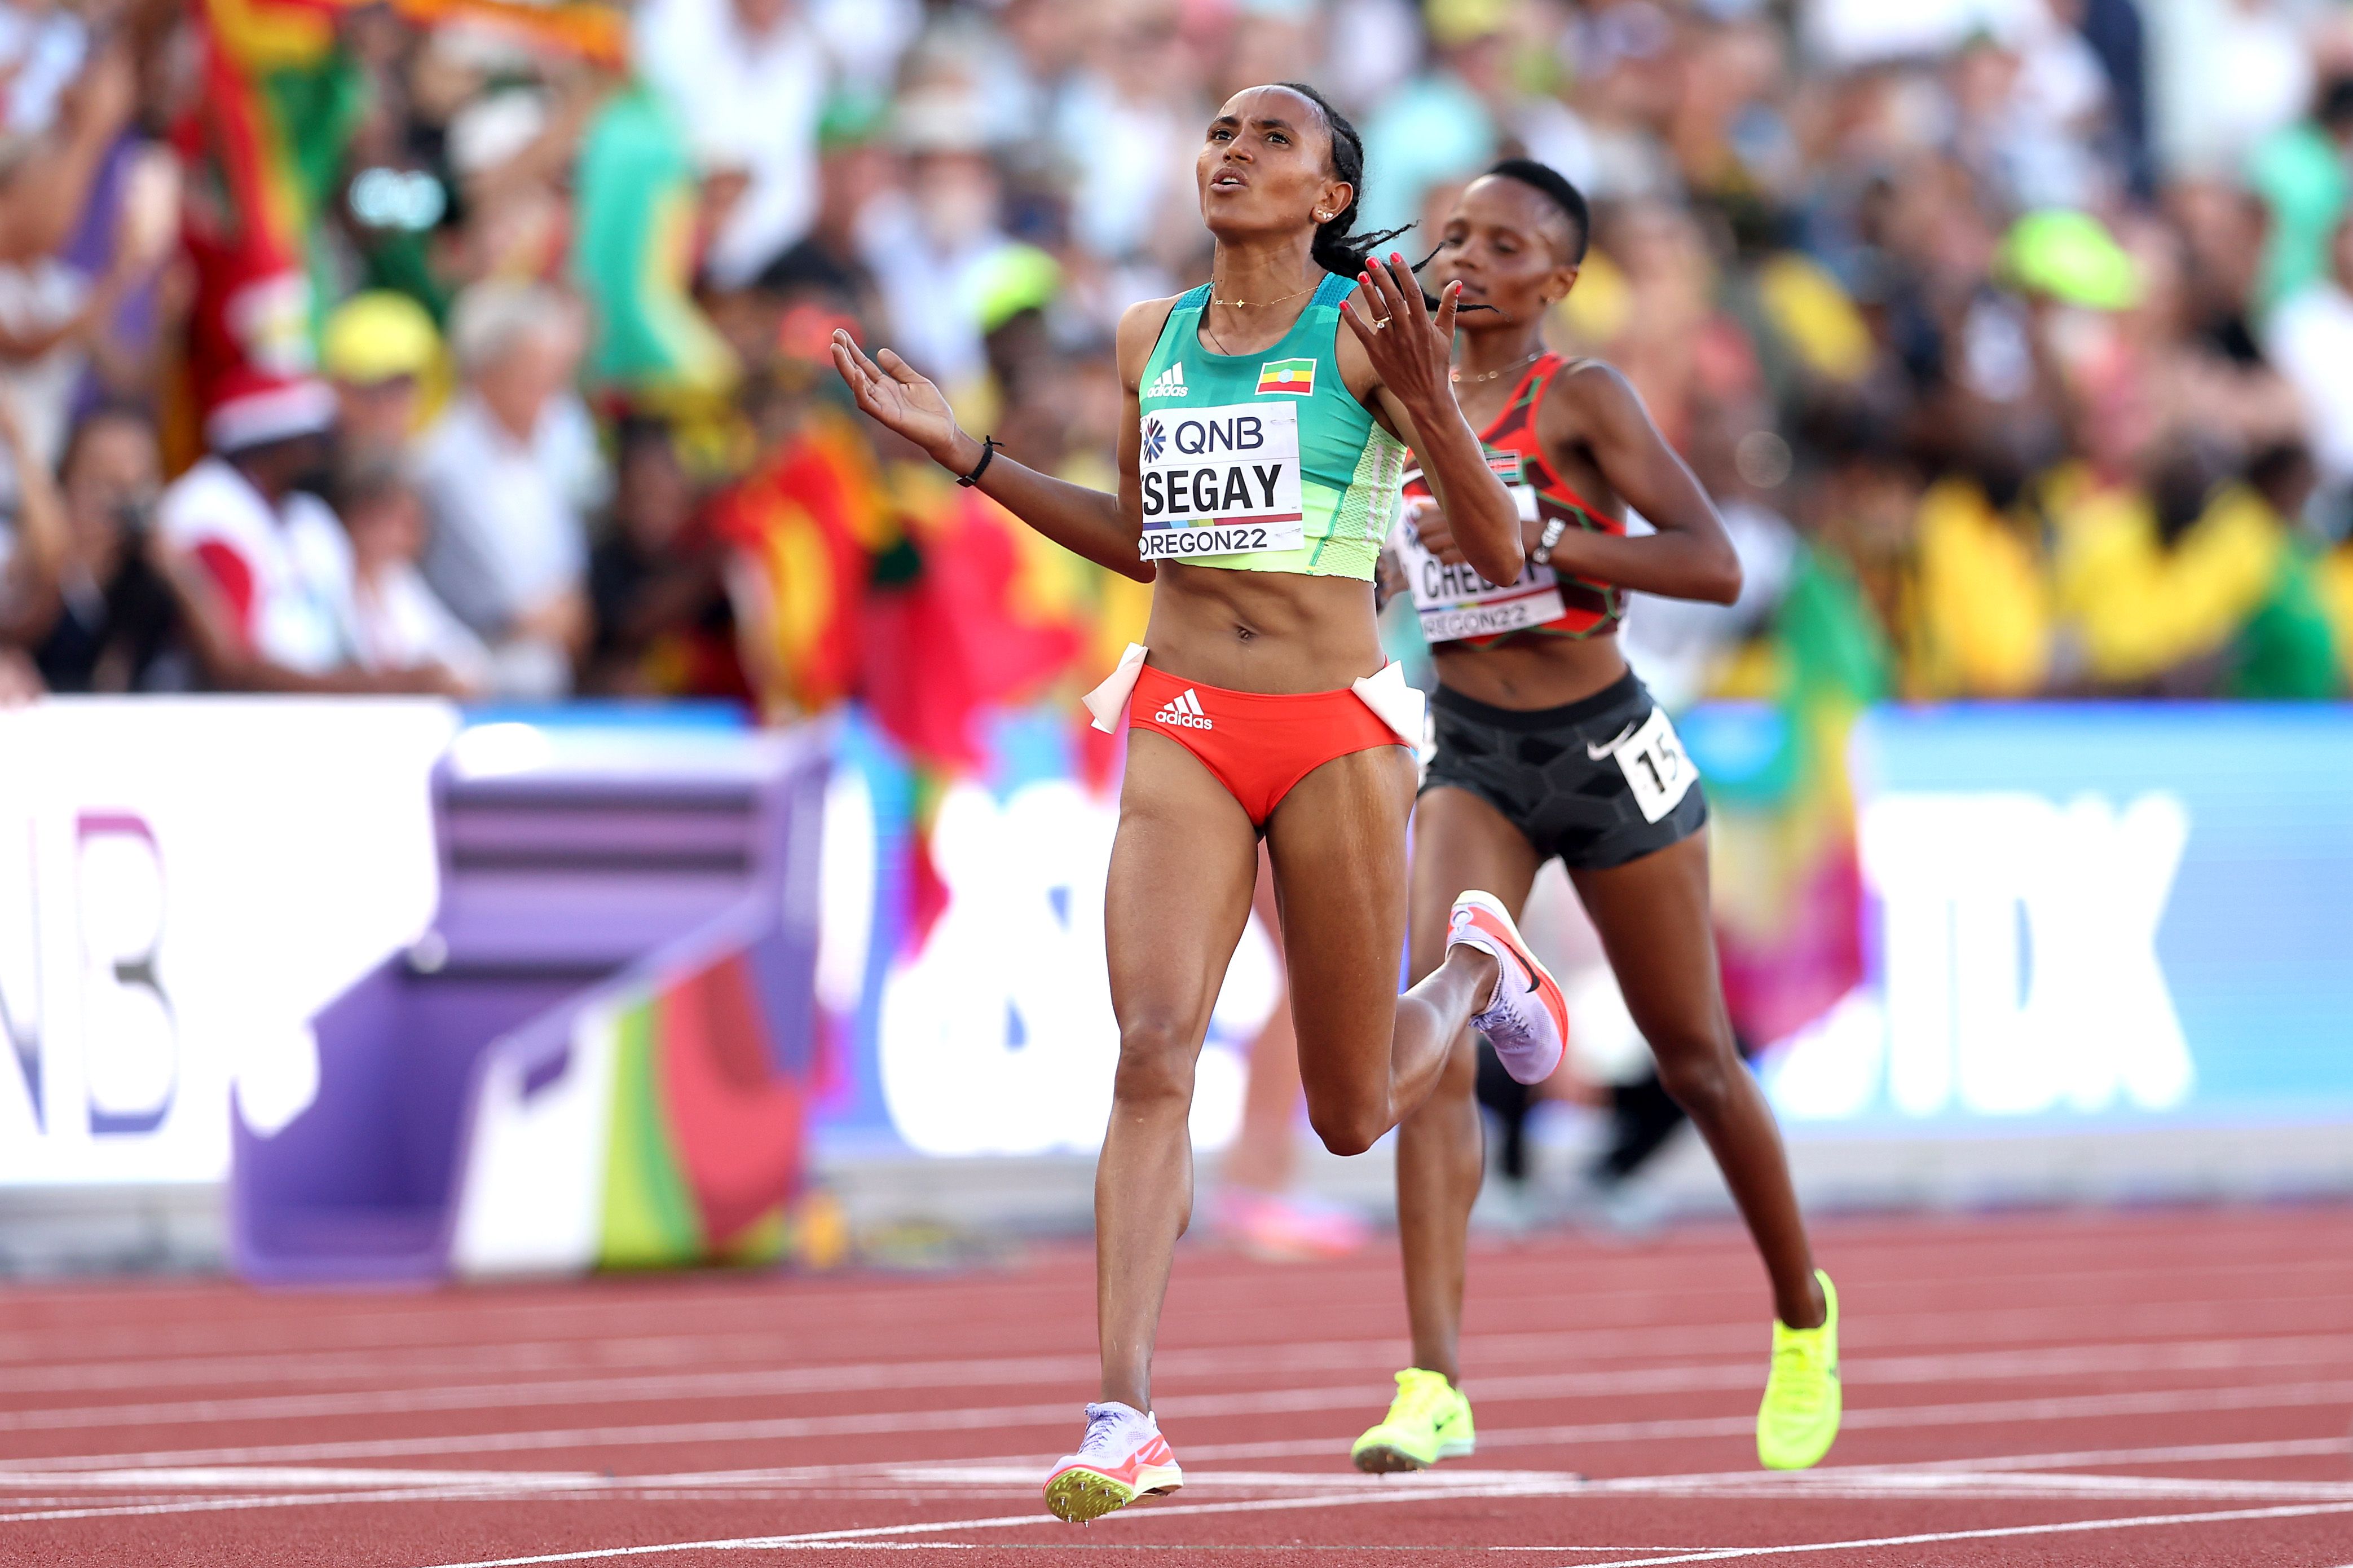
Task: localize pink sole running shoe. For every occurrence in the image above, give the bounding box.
[1044,1401,1183,1523]
[1446,890,1569,1085]
[1214,1186,1372,1262]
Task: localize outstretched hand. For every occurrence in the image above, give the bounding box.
[1340,253,1460,414]
[830,329,972,469]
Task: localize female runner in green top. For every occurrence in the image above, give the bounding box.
[832,82,1572,1522]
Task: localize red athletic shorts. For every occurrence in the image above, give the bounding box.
[1127,663,1404,826]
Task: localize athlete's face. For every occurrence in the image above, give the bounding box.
[1426,176,1580,333]
[1196,86,1350,243]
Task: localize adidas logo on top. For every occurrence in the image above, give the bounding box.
[1143,363,1187,399]
[1153,688,1213,730]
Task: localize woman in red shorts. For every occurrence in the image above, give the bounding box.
[832,86,1572,1522]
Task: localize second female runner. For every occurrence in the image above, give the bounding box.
[1347,161,1843,1478]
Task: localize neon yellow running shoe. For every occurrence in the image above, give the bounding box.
[1351,1368,1475,1473]
[1757,1269,1840,1470]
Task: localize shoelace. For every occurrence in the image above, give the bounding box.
[1455,917,1526,1031]
[1472,968,1534,1048]
[1769,1336,1826,1410]
[1387,1375,1454,1428]
[1078,1404,1133,1458]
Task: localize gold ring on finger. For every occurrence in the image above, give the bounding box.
[1372,316,1393,330]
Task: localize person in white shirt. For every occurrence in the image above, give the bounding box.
[2264,211,2353,500]
[159,376,452,694]
[335,458,489,695]
[632,0,826,287]
[415,281,600,697]
[854,99,1017,393]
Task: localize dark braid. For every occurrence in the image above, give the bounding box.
[1277,81,1413,278]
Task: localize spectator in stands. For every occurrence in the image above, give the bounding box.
[854,94,1016,394]
[337,458,488,695]
[322,290,442,467]
[0,35,164,514]
[415,280,601,697]
[2248,74,2353,318]
[2266,211,2353,507]
[584,416,732,696]
[632,0,828,288]
[0,399,180,694]
[0,27,129,266]
[158,376,447,694]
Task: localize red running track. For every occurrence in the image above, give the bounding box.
[2,1205,2351,1567]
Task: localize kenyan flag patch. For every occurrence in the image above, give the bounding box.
[1255,357,1315,396]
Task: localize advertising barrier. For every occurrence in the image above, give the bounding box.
[0,699,457,1186]
[5,698,2349,1200]
[1764,704,2353,1130]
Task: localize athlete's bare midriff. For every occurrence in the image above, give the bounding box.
[1431,625,1629,710]
[1144,559,1388,693]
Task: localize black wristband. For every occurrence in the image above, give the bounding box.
[955,435,998,488]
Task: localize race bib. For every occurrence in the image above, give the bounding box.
[1138,401,1303,560]
[1602,704,1697,824]
[1394,463,1565,643]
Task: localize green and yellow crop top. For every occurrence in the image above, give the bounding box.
[1133,273,1405,581]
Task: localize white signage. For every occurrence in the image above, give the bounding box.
[0,699,457,1184]
[1767,789,2194,1121]
[867,775,1274,1157]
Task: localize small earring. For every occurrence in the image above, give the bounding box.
[1314,210,1330,222]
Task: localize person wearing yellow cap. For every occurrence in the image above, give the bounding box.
[321,290,443,464]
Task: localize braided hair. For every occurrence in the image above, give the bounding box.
[1277,81,1413,279]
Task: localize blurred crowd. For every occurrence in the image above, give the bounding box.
[5,0,2353,718]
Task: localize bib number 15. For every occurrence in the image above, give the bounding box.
[1609,706,1697,824]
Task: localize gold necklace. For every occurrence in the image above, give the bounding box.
[1452,349,1541,385]
[1210,276,1319,309]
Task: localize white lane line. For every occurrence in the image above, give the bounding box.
[1846,1434,2353,1474]
[6,1436,2345,1535]
[401,1490,2353,1566]
[8,1433,2330,1511]
[1550,1500,2353,1567]
[18,1335,2353,1457]
[11,1372,2353,1476]
[14,1287,2351,1397]
[1180,1377,2353,1465]
[0,1467,611,1492]
[15,1330,2352,1435]
[403,1481,1600,1566]
[0,1485,613,1526]
[4,1245,2345,1367]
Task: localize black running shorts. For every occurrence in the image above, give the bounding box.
[1420,670,1707,872]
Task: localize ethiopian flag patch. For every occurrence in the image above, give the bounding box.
[1255,357,1316,396]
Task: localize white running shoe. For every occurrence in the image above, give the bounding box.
[1446,890,1569,1085]
[1043,1401,1183,1523]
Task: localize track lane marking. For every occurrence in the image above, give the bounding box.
[3,1247,2345,1365]
[395,1490,2353,1565]
[9,1373,2353,1475]
[6,1436,2346,1528]
[13,1289,2350,1399]
[10,1331,2351,1436]
[1544,1500,2353,1566]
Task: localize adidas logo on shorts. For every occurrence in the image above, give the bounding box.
[1143,363,1187,400]
[1153,688,1213,730]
